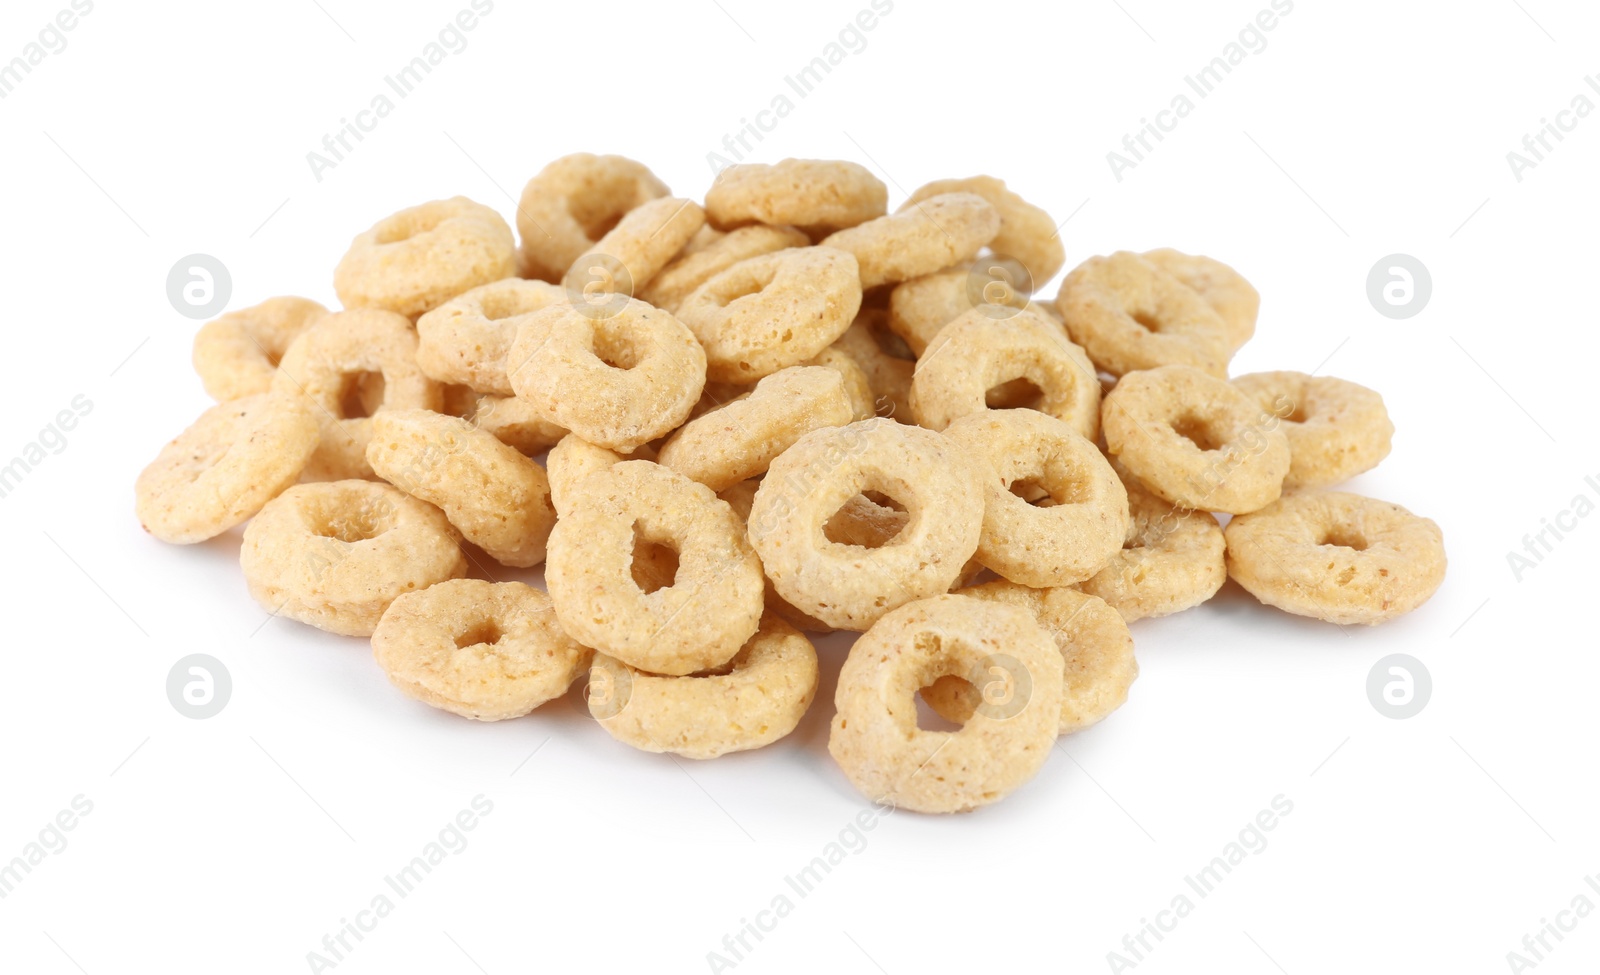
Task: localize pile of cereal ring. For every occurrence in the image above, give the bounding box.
[138,155,1446,814]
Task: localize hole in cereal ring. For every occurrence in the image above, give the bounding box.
[1007,478,1061,508]
[630,525,680,594]
[310,503,393,543]
[861,491,906,514]
[479,289,538,321]
[916,678,969,732]
[592,320,645,370]
[824,492,909,548]
[1170,412,1225,452]
[375,211,447,245]
[455,619,504,649]
[1284,401,1310,424]
[985,377,1044,410]
[1130,309,1162,332]
[336,371,386,419]
[1318,526,1369,552]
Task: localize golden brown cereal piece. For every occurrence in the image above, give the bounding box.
[469,394,566,456]
[506,297,705,451]
[272,309,443,481]
[748,419,984,631]
[415,278,564,395]
[1057,252,1232,378]
[902,175,1066,283]
[675,246,863,385]
[705,159,887,233]
[1142,248,1259,353]
[1232,371,1394,489]
[372,580,590,720]
[545,461,764,676]
[1078,474,1225,622]
[240,480,467,636]
[1224,492,1446,625]
[1102,365,1290,514]
[828,594,1064,814]
[516,153,669,283]
[564,196,705,304]
[942,410,1128,587]
[925,581,1137,734]
[135,394,319,544]
[829,309,914,421]
[546,434,656,518]
[334,196,516,318]
[911,306,1101,441]
[658,366,853,491]
[888,268,1029,356]
[192,297,327,401]
[639,224,809,313]
[821,192,1001,289]
[586,615,818,759]
[365,410,556,568]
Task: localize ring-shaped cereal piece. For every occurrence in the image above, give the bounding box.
[820,192,1000,290]
[748,418,984,631]
[272,309,443,481]
[586,615,819,759]
[658,366,853,491]
[829,309,914,421]
[365,410,556,568]
[564,196,706,301]
[192,297,327,401]
[334,196,516,319]
[135,393,320,544]
[901,175,1066,283]
[1231,371,1394,489]
[804,345,878,421]
[942,409,1128,587]
[1057,252,1231,377]
[516,153,669,283]
[705,159,887,234]
[1102,365,1290,514]
[676,246,863,385]
[910,306,1101,441]
[1078,473,1226,622]
[506,297,705,451]
[545,461,765,676]
[1224,491,1446,625]
[469,394,566,457]
[888,269,1028,357]
[372,579,590,720]
[545,434,656,518]
[828,594,1064,814]
[640,224,809,313]
[1142,248,1259,353]
[416,278,565,395]
[240,480,467,636]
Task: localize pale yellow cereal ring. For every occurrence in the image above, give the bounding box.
[1232,371,1394,489]
[372,579,590,721]
[365,410,556,568]
[1101,365,1290,514]
[705,159,887,234]
[272,309,442,481]
[657,366,853,491]
[506,297,705,451]
[829,309,914,421]
[586,615,818,759]
[516,153,669,283]
[639,224,809,313]
[334,196,516,318]
[1078,473,1225,622]
[563,196,706,307]
[240,480,467,636]
[545,434,656,518]
[942,409,1128,587]
[1142,248,1259,353]
[828,594,1064,814]
[804,345,877,421]
[1057,252,1231,378]
[191,297,327,401]
[748,418,984,631]
[469,394,566,457]
[675,246,862,384]
[415,278,564,395]
[135,393,319,544]
[901,175,1066,283]
[888,268,1028,356]
[545,461,765,676]
[820,192,1001,289]
[1224,491,1446,625]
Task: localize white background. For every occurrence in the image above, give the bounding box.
[1,1,1596,972]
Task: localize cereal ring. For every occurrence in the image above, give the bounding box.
[1057,252,1231,377]
[365,410,556,568]
[1078,473,1225,622]
[1101,365,1290,514]
[820,192,1001,290]
[828,594,1064,813]
[469,394,566,456]
[803,345,877,421]
[273,309,443,481]
[923,581,1137,734]
[135,393,319,544]
[888,268,1028,356]
[516,153,669,283]
[586,615,818,759]
[1224,492,1446,625]
[240,480,467,636]
[748,419,984,631]
[829,309,914,421]
[506,297,705,451]
[675,246,862,384]
[545,461,764,676]
[942,410,1128,587]
[545,434,656,518]
[415,278,564,395]
[657,366,853,491]
[1232,371,1394,489]
[705,159,887,233]
[372,580,590,720]
[564,196,706,302]
[902,175,1066,283]
[910,306,1101,441]
[191,297,327,401]
[1142,248,1258,353]
[639,224,809,313]
[334,196,516,318]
